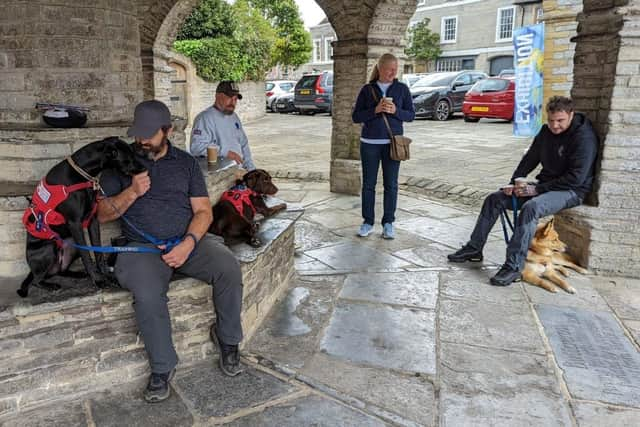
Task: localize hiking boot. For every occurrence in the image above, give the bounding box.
[447,243,483,263]
[490,265,521,287]
[382,223,395,240]
[357,223,374,237]
[144,368,175,403]
[210,324,243,377]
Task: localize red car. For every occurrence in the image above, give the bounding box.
[462,77,515,122]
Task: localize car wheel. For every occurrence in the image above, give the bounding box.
[434,100,451,121]
[464,116,480,123]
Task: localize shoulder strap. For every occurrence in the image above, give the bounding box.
[369,85,394,140]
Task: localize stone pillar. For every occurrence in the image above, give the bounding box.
[0,1,143,125]
[330,39,368,195]
[328,0,415,196]
[542,0,583,101]
[555,0,640,278]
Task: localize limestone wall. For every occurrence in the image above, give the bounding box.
[0,1,143,125]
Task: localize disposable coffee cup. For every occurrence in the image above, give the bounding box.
[514,177,527,188]
[383,96,393,103]
[207,146,219,163]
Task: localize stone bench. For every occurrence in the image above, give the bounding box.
[0,163,302,419]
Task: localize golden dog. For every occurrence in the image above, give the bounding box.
[522,218,588,294]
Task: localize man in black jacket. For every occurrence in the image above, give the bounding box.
[447,96,599,286]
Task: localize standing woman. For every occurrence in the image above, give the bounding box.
[352,53,415,239]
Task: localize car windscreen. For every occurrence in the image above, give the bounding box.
[471,78,510,92]
[297,76,319,89]
[412,73,456,88]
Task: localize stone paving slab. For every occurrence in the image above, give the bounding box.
[573,402,640,427]
[0,400,88,427]
[300,352,436,426]
[440,298,546,354]
[173,363,297,419]
[321,301,436,374]
[304,242,412,272]
[393,242,461,268]
[247,275,345,369]
[440,269,527,305]
[303,209,365,230]
[294,219,346,252]
[224,395,388,426]
[339,271,439,310]
[333,225,436,253]
[439,342,572,427]
[89,387,193,427]
[536,304,640,407]
[395,216,480,249]
[523,273,610,311]
[591,276,640,320]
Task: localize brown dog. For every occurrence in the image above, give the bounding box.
[522,218,588,294]
[210,169,287,247]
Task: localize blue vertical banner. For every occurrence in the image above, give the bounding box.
[513,23,544,137]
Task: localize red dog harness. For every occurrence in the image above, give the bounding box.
[22,178,98,245]
[220,184,257,216]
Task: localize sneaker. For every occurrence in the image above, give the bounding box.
[210,324,243,377]
[447,243,483,263]
[490,265,521,287]
[382,223,395,240]
[357,223,373,237]
[144,368,175,403]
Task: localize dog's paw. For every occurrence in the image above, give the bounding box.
[249,237,262,247]
[16,288,29,298]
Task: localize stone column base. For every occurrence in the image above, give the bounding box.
[330,158,361,196]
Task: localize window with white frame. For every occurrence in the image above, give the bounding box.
[313,39,322,63]
[417,0,426,6]
[324,37,334,62]
[536,7,543,24]
[441,16,457,43]
[496,6,516,42]
[436,58,461,72]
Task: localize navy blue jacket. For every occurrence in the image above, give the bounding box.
[352,80,415,139]
[511,112,599,199]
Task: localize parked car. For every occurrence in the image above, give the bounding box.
[266,80,296,111]
[273,89,298,114]
[401,73,431,88]
[462,77,515,122]
[498,68,515,78]
[411,70,487,121]
[294,71,333,115]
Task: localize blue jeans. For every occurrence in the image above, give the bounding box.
[468,190,582,272]
[360,142,401,225]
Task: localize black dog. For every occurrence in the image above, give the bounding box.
[18,137,146,298]
[210,169,286,247]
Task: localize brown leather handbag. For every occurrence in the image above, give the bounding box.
[369,86,412,161]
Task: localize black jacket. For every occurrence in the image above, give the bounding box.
[511,112,599,199]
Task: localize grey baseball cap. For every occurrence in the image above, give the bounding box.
[127,100,172,139]
[216,81,243,99]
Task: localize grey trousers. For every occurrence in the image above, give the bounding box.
[468,190,582,272]
[115,233,243,374]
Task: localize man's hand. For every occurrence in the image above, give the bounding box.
[131,171,150,197]
[516,184,538,197]
[159,239,195,269]
[226,150,243,164]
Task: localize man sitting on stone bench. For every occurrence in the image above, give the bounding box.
[448,96,599,287]
[97,100,244,403]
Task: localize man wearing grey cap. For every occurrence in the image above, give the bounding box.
[190,80,256,171]
[97,100,245,403]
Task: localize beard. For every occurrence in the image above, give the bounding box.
[134,136,168,160]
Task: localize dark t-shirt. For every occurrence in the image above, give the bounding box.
[100,142,209,242]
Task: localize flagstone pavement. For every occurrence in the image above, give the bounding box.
[4,180,639,427]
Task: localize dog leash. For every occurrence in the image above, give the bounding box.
[64,157,181,254]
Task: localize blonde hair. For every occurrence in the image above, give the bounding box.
[369,53,398,83]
